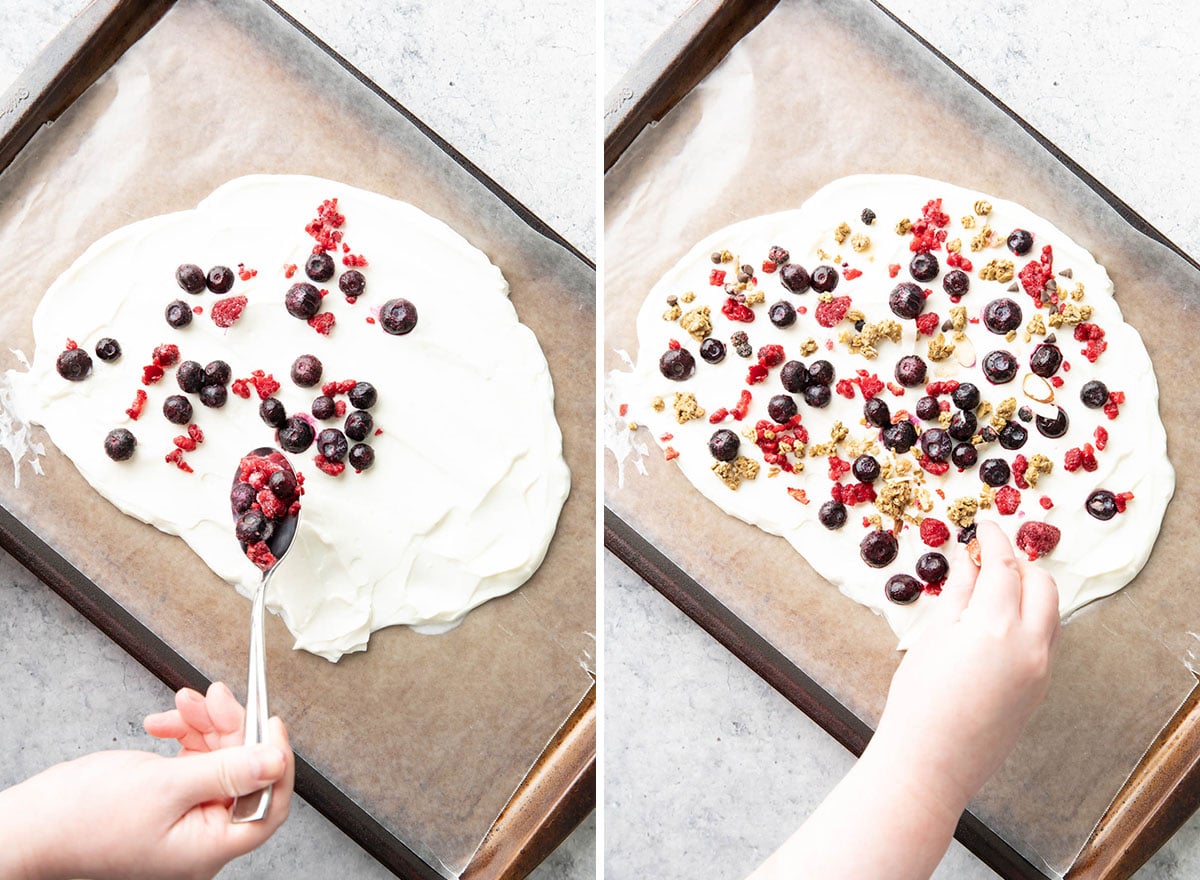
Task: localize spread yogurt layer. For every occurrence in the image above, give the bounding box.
[617,174,1173,647]
[15,175,570,661]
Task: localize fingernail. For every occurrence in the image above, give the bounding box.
[252,745,286,779]
[181,688,204,702]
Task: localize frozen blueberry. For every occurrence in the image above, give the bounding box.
[659,348,696,381]
[982,298,1022,334]
[853,455,880,483]
[768,245,790,263]
[278,416,315,453]
[885,574,922,604]
[348,443,374,470]
[819,500,847,530]
[339,270,366,297]
[882,420,918,453]
[1080,380,1109,409]
[982,350,1018,384]
[103,428,136,461]
[810,265,839,293]
[700,338,726,364]
[916,552,949,584]
[767,394,798,424]
[311,395,336,420]
[176,264,206,294]
[291,354,323,387]
[55,348,92,381]
[259,397,287,428]
[780,263,811,293]
[348,382,377,410]
[998,421,1029,450]
[864,398,891,429]
[947,410,977,442]
[1007,229,1034,256]
[951,442,978,469]
[1035,406,1070,439]
[951,382,981,411]
[888,282,925,320]
[95,338,122,361]
[305,252,335,282]
[199,384,227,408]
[285,283,322,319]
[1029,343,1063,377]
[163,395,193,425]
[380,297,419,334]
[920,428,952,462]
[1018,406,1033,422]
[803,384,831,408]
[808,360,835,386]
[708,429,739,462]
[230,481,256,514]
[942,269,970,297]
[345,410,374,441]
[861,530,899,568]
[176,360,204,393]
[861,208,876,225]
[894,355,927,387]
[235,510,269,544]
[915,396,940,421]
[268,469,298,502]
[203,360,231,386]
[768,300,797,328]
[780,360,809,393]
[979,458,1010,486]
[1086,489,1118,521]
[317,428,349,462]
[909,252,939,282]
[165,300,193,328]
[206,265,235,294]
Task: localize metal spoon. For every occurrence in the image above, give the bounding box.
[229,447,301,823]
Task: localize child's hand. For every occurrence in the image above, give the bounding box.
[874,519,1061,817]
[0,682,293,880]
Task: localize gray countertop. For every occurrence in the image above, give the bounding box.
[0,0,593,877]
[603,1,1200,879]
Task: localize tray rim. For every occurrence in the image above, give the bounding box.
[601,2,1200,878]
[0,1,596,878]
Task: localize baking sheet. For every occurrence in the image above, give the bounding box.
[603,0,1200,874]
[0,0,595,876]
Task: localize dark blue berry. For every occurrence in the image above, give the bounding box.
[659,348,696,381]
[1029,343,1062,377]
[952,383,980,410]
[861,530,899,568]
[998,421,1028,450]
[291,354,323,387]
[700,338,726,364]
[767,394,797,423]
[268,469,298,501]
[808,360,834,386]
[1007,229,1033,255]
[305,252,335,282]
[780,263,810,293]
[916,552,948,583]
[980,458,1010,486]
[163,395,193,425]
[56,348,92,381]
[804,384,831,408]
[285,283,321,319]
[259,397,287,428]
[348,443,375,470]
[317,428,349,462]
[311,395,336,420]
[951,442,977,468]
[864,398,891,428]
[95,338,121,361]
[103,428,136,461]
[853,455,880,483]
[982,350,1018,384]
[942,270,970,296]
[176,264,206,293]
[339,270,366,296]
[1036,406,1070,438]
[920,428,952,462]
[278,416,315,453]
[348,382,377,409]
[819,500,847,530]
[810,265,839,293]
[894,355,927,387]
[165,300,193,328]
[889,282,925,320]
[235,510,269,544]
[769,300,797,327]
[948,410,977,442]
[780,361,809,393]
[206,265,234,293]
[909,252,939,282]
[982,298,1022,334]
[1081,380,1109,408]
[915,396,940,421]
[345,410,374,441]
[230,481,256,514]
[885,574,922,604]
[380,297,418,334]
[882,420,918,453]
[203,360,231,386]
[176,360,204,393]
[199,384,227,408]
[708,429,739,461]
[1086,489,1118,521]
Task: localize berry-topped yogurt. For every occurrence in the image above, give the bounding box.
[14,175,570,661]
[615,175,1173,647]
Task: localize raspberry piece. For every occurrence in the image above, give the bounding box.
[211,295,248,328]
[231,379,252,399]
[251,371,281,400]
[732,390,752,421]
[187,424,204,444]
[787,487,809,504]
[843,268,862,280]
[919,457,950,476]
[757,344,785,367]
[152,344,180,367]
[762,260,778,274]
[1039,496,1054,510]
[915,312,940,336]
[721,297,755,323]
[245,541,277,571]
[1012,454,1029,489]
[1081,443,1098,472]
[1095,426,1109,450]
[919,518,950,548]
[1115,491,1135,513]
[888,264,901,278]
[1064,448,1082,472]
[835,379,856,399]
[284,263,298,278]
[1015,522,1061,560]
[709,269,726,286]
[995,486,1021,515]
[308,313,336,335]
[708,408,729,424]
[164,448,193,473]
[173,435,197,451]
[1103,391,1124,420]
[141,364,164,385]
[65,338,78,350]
[236,264,257,281]
[257,488,286,519]
[746,363,769,385]
[125,389,147,420]
[815,295,851,328]
[1019,245,1054,299]
[828,456,851,481]
[856,371,884,400]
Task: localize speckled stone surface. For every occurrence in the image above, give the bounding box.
[603,1,1200,878]
[0,1,592,877]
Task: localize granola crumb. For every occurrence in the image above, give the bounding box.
[960,215,977,229]
[834,222,852,245]
[851,233,871,253]
[946,238,962,253]
[970,225,995,252]
[973,199,992,215]
[662,305,681,321]
[678,305,713,341]
[979,258,1015,283]
[744,290,766,305]
[949,305,968,332]
[927,333,955,361]
[672,392,706,424]
[947,496,978,527]
[712,455,760,490]
[651,396,665,412]
[895,218,912,235]
[799,338,819,356]
[680,290,695,304]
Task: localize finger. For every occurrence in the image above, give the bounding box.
[144,710,189,739]
[166,742,287,810]
[220,718,295,858]
[926,541,978,629]
[1016,555,1061,643]
[204,682,247,742]
[966,520,1023,622]
[177,685,220,738]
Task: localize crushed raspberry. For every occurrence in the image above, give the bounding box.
[1040,496,1054,510]
[249,370,280,400]
[1103,390,1124,420]
[721,297,754,322]
[843,268,862,280]
[995,486,1021,515]
[761,260,778,274]
[746,363,769,385]
[335,400,347,417]
[211,295,248,328]
[187,424,204,443]
[311,452,345,476]
[908,199,950,253]
[1050,376,1064,388]
[1115,491,1135,513]
[245,541,277,571]
[346,296,357,305]
[946,252,972,272]
[1015,521,1061,561]
[664,447,679,462]
[815,295,852,328]
[308,313,336,335]
[366,316,376,324]
[922,582,944,596]
[305,197,345,253]
[667,339,681,350]
[915,312,940,336]
[925,380,960,397]
[321,379,358,397]
[732,390,752,421]
[856,370,884,400]
[920,518,950,548]
[887,382,905,396]
[231,379,252,399]
[888,264,901,278]
[141,364,164,385]
[709,269,726,286]
[1012,454,1029,489]
[1095,426,1109,450]
[1063,445,1098,473]
[708,408,729,424]
[828,456,851,480]
[164,448,193,473]
[284,263,298,278]
[757,344,785,367]
[125,389,147,420]
[374,428,383,436]
[257,488,286,519]
[173,435,197,451]
[343,253,368,267]
[65,338,77,350]
[1082,443,1098,471]
[752,418,808,473]
[152,344,180,367]
[1019,245,1054,300]
[659,433,673,442]
[835,379,856,399]
[787,487,809,504]
[919,457,950,476]
[1074,322,1107,362]
[839,482,876,506]
[236,263,257,281]
[618,403,628,417]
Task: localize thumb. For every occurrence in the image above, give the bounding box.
[166,743,287,808]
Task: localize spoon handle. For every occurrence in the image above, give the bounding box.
[232,576,272,823]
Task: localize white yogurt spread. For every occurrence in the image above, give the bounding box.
[617,175,1173,647]
[15,175,570,661]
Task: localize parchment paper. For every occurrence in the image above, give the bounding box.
[0,0,594,875]
[604,0,1200,874]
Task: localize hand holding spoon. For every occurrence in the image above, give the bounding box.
[229,447,301,823]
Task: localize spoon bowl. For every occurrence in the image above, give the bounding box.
[229,447,301,823]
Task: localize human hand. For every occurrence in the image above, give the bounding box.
[873,519,1061,819]
[0,682,292,880]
